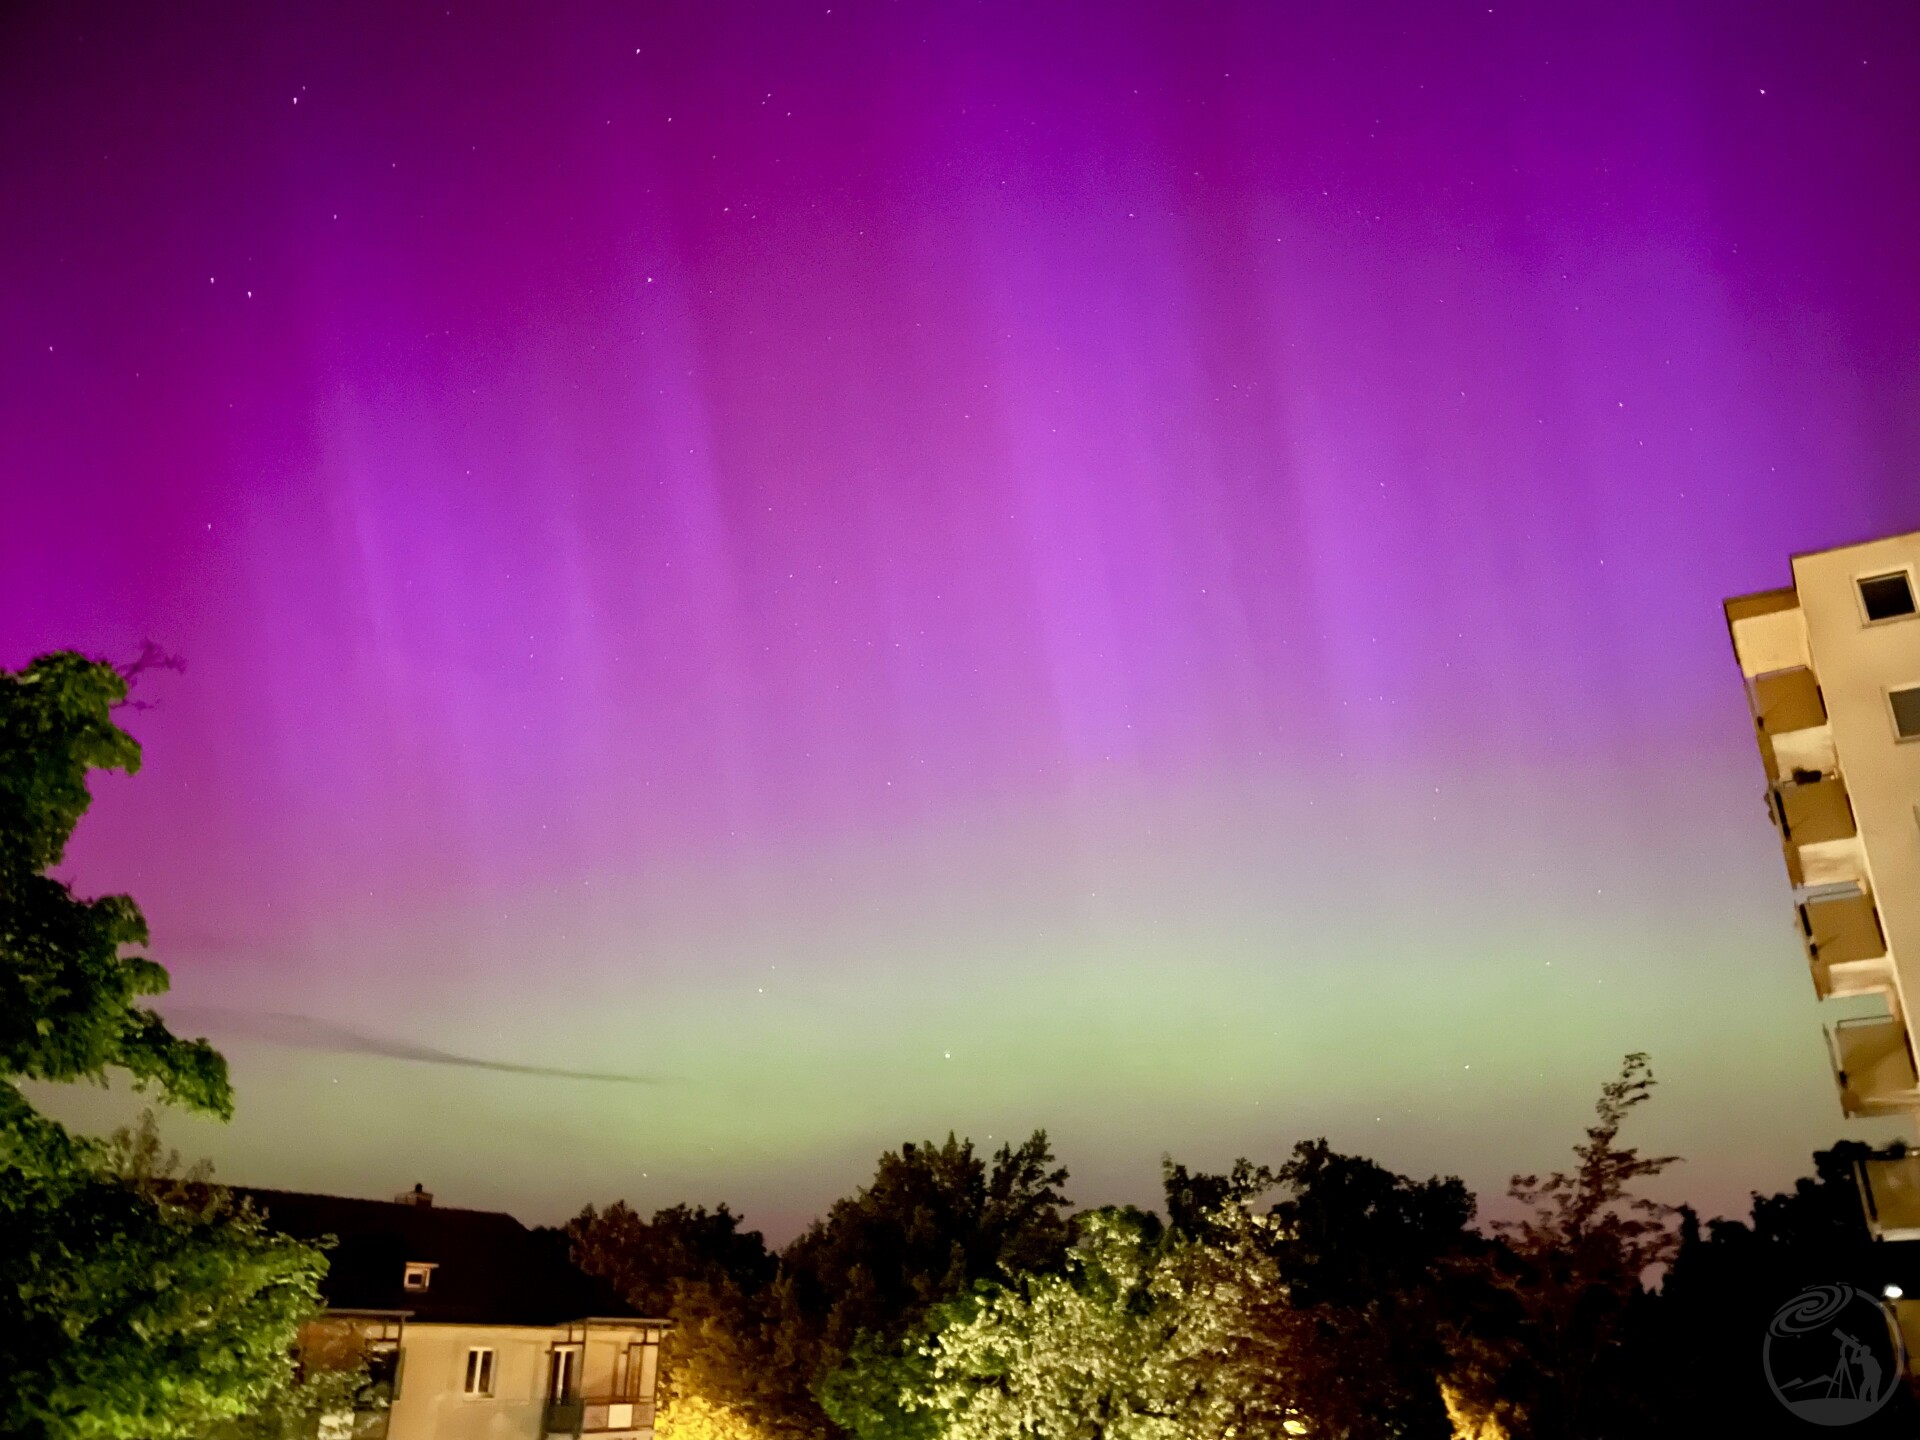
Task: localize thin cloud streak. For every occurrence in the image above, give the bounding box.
[163,1007,668,1085]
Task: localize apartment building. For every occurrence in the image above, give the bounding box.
[246,1185,667,1440]
[1724,528,1920,1243]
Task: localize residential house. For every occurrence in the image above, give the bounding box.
[246,1184,668,1440]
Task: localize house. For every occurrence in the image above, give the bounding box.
[245,1184,668,1440]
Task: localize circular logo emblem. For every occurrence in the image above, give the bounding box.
[1763,1283,1905,1425]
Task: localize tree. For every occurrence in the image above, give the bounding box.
[888,1202,1312,1440]
[1157,1146,1477,1439]
[1443,1053,1681,1440]
[565,1199,795,1440]
[908,1209,1182,1440]
[1264,1141,1479,1439]
[568,1200,778,1316]
[785,1131,1072,1358]
[1642,1141,1920,1436]
[0,651,327,1440]
[791,1132,1071,1426]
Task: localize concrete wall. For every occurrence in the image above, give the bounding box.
[390,1324,556,1440]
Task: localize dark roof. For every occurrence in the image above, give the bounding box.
[241,1188,645,1326]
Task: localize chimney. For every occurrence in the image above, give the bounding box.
[396,1183,433,1207]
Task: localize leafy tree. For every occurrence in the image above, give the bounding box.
[1265,1141,1479,1439]
[568,1200,778,1316]
[1158,1146,1477,1439]
[1443,1053,1681,1440]
[785,1131,1072,1359]
[0,651,327,1440]
[893,1201,1312,1440]
[1160,1157,1273,1241]
[562,1198,802,1439]
[908,1210,1178,1440]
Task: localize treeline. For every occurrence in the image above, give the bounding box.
[561,1057,1919,1440]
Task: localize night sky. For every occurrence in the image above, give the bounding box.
[6,1,1920,1235]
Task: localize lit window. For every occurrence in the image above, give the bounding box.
[402,1262,436,1291]
[464,1347,494,1396]
[1891,686,1920,741]
[1859,572,1916,622]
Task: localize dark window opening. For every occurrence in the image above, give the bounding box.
[1860,572,1916,622]
[1891,686,1920,740]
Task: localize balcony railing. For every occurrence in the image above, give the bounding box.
[1801,888,1891,998]
[1860,1153,1920,1241]
[1753,666,1827,737]
[1828,1015,1920,1117]
[545,1397,658,1436]
[1777,776,1857,846]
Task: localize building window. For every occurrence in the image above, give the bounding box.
[402,1262,435,1291]
[1891,685,1920,741]
[464,1347,494,1396]
[1859,571,1916,622]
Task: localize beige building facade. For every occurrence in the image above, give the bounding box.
[1725,529,1920,1241]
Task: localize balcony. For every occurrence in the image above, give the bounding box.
[1828,1015,1920,1117]
[1777,776,1857,845]
[1860,1153,1920,1241]
[1771,775,1863,889]
[1726,589,1808,676]
[1753,665,1826,734]
[545,1398,658,1437]
[1801,888,1892,998]
[1751,667,1835,781]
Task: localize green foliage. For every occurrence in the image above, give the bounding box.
[567,1199,805,1440]
[876,1204,1313,1440]
[0,653,326,1440]
[0,652,231,1136]
[210,1360,378,1440]
[784,1130,1072,1366]
[908,1210,1180,1440]
[1,1114,328,1440]
[814,1322,946,1440]
[785,1131,1071,1434]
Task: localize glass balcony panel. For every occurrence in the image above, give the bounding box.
[1829,1016,1919,1116]
[1753,667,1827,735]
[1860,1154,1920,1241]
[1806,891,1884,959]
[1780,776,1857,846]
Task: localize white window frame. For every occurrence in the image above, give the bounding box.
[402,1262,436,1291]
[463,1347,495,1397]
[1887,683,1920,742]
[1855,567,1918,626]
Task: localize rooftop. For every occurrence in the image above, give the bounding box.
[240,1186,659,1328]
